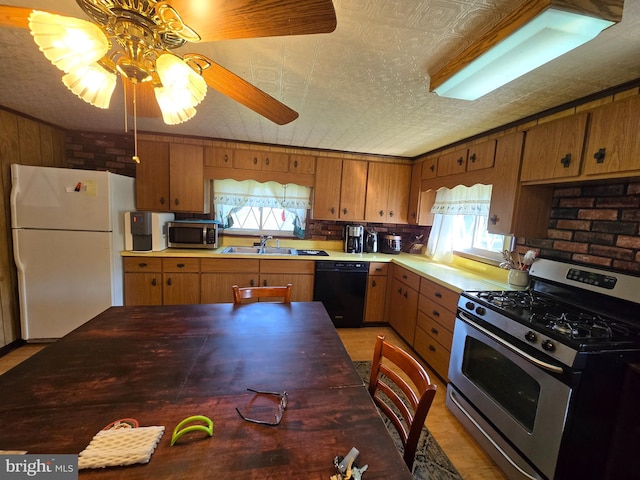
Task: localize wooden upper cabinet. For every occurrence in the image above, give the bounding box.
[520,113,588,182]
[169,143,209,213]
[467,139,496,172]
[289,154,316,174]
[437,147,468,176]
[365,162,411,223]
[339,160,368,221]
[136,140,170,211]
[584,95,640,177]
[421,156,437,179]
[313,157,342,220]
[204,146,234,168]
[234,149,289,172]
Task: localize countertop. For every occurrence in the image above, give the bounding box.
[122,239,514,294]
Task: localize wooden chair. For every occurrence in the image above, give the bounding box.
[232,284,292,304]
[368,334,437,471]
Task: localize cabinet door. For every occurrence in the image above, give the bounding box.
[233,149,261,170]
[124,273,162,305]
[520,114,587,182]
[364,275,387,323]
[364,162,391,222]
[163,273,200,304]
[289,154,316,174]
[204,146,233,168]
[467,139,496,172]
[340,160,368,221]
[169,143,208,212]
[421,157,437,179]
[260,273,314,301]
[135,140,170,210]
[313,157,342,220]
[386,164,411,223]
[388,276,418,344]
[584,95,640,177]
[201,273,258,303]
[437,148,468,176]
[262,151,289,173]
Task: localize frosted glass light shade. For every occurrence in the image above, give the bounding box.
[28,10,109,74]
[433,9,614,101]
[155,53,207,109]
[154,86,197,125]
[62,63,117,109]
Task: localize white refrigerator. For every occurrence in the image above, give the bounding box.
[10,164,135,341]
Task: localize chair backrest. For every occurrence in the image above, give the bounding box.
[232,284,292,304]
[368,334,437,471]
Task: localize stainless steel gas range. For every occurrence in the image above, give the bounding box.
[446,258,640,480]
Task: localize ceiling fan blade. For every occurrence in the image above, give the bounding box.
[0,5,34,28]
[196,57,298,125]
[167,0,337,41]
[123,80,162,118]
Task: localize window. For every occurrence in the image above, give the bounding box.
[426,184,512,263]
[213,179,311,238]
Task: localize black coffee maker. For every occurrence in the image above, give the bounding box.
[344,225,364,253]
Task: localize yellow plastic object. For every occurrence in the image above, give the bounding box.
[170,415,214,446]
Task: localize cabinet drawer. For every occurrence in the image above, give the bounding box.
[201,258,259,273]
[124,257,162,272]
[368,262,388,276]
[393,266,421,291]
[418,294,456,332]
[162,258,200,272]
[260,259,315,274]
[414,326,451,381]
[416,309,453,350]
[420,277,459,311]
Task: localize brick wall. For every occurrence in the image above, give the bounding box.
[518,182,640,274]
[66,131,136,178]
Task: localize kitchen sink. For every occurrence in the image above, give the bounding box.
[221,246,298,255]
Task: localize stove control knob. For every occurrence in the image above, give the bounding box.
[541,339,555,352]
[465,301,475,310]
[525,331,537,342]
[475,306,486,316]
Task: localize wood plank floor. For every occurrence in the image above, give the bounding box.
[0,327,507,479]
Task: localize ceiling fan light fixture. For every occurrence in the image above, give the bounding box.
[431,6,616,101]
[155,53,207,109]
[28,10,109,73]
[154,85,197,125]
[62,63,117,109]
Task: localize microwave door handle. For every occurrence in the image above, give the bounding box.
[458,312,564,374]
[202,225,207,243]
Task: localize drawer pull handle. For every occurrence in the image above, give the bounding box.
[151,278,157,286]
[402,274,408,279]
[594,148,606,163]
[398,288,403,294]
[177,263,185,268]
[138,263,147,268]
[435,292,442,298]
[167,278,172,286]
[375,267,383,272]
[403,291,408,299]
[431,327,439,335]
[429,345,436,352]
[432,310,440,317]
[372,280,377,287]
[250,279,255,287]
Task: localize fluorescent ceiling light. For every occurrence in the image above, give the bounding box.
[432,8,615,101]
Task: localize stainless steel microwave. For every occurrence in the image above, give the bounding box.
[167,221,219,249]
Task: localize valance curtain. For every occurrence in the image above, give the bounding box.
[426,184,492,263]
[213,179,311,238]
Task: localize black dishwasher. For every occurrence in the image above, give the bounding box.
[313,260,368,328]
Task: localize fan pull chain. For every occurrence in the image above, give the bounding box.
[132,81,140,163]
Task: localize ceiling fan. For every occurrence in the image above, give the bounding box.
[0,1,337,126]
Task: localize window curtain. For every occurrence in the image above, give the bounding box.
[213,179,312,238]
[426,184,492,263]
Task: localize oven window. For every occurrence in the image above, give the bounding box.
[462,337,540,432]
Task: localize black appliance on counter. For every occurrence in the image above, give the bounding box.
[313,260,368,327]
[379,232,402,254]
[448,258,640,479]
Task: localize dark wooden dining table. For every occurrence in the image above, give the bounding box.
[0,302,413,479]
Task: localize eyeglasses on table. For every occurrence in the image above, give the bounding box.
[235,388,288,426]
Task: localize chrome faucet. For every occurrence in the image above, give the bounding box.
[259,235,273,251]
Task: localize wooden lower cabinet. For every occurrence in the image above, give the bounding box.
[161,258,200,305]
[386,265,420,344]
[200,259,260,303]
[413,277,459,381]
[260,260,315,302]
[364,263,388,323]
[123,257,163,305]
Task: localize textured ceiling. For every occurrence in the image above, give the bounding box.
[1,0,640,158]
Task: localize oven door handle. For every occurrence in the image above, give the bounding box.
[448,387,540,480]
[459,312,564,374]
